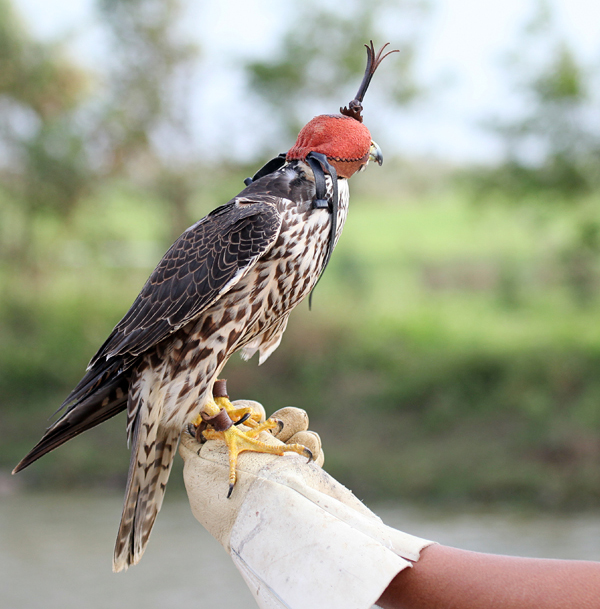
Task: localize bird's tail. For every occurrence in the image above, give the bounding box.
[12,361,128,475]
[112,415,180,572]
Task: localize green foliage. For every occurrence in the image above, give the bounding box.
[463,3,600,308]
[0,0,92,246]
[3,185,600,508]
[97,0,199,177]
[473,2,600,198]
[95,0,203,241]
[0,0,202,268]
[533,43,584,102]
[0,0,89,117]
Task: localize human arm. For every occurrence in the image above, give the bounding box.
[378,542,600,609]
[180,405,600,609]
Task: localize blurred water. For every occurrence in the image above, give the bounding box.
[1,493,599,609]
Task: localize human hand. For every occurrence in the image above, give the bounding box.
[179,403,432,609]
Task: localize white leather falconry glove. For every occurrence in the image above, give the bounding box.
[179,403,433,609]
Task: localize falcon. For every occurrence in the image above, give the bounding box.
[13,42,397,572]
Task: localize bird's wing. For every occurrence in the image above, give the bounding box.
[89,197,282,368]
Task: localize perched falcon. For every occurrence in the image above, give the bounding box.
[13,42,396,572]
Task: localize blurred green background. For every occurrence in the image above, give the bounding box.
[1,0,600,510]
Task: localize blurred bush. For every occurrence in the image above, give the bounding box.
[245,0,426,141]
[464,3,600,307]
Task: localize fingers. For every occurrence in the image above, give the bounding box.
[267,407,323,466]
[179,430,202,461]
[270,407,309,442]
[230,399,266,423]
[180,403,324,466]
[287,430,324,467]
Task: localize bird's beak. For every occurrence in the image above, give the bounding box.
[369,141,383,166]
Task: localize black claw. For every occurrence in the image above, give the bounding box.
[187,423,207,443]
[268,418,284,435]
[304,447,313,463]
[234,412,252,426]
[195,422,208,443]
[227,483,235,499]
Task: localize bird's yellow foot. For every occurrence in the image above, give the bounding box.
[190,380,262,436]
[204,422,312,498]
[191,379,312,498]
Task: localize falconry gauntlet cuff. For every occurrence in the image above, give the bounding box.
[179,405,433,609]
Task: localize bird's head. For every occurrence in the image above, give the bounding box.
[286,42,397,179]
[287,115,379,179]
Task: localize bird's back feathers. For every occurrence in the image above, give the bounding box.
[89,198,282,368]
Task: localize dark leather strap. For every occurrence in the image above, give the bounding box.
[244,151,339,309]
[305,152,339,309]
[244,153,287,186]
[305,155,330,210]
[201,408,233,432]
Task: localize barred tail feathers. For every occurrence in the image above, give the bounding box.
[112,413,180,572]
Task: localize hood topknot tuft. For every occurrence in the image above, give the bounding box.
[340,41,399,123]
[286,41,397,178]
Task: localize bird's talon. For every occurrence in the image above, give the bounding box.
[234,412,252,426]
[195,422,208,443]
[227,483,235,499]
[267,418,284,434]
[304,447,313,462]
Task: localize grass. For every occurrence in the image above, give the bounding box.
[303,193,599,366]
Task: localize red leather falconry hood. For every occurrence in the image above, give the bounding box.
[286,114,372,179]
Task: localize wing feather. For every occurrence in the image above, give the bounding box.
[88,198,282,368]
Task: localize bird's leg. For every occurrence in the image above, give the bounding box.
[191,380,312,498]
[190,379,261,432]
[214,379,262,428]
[215,397,259,428]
